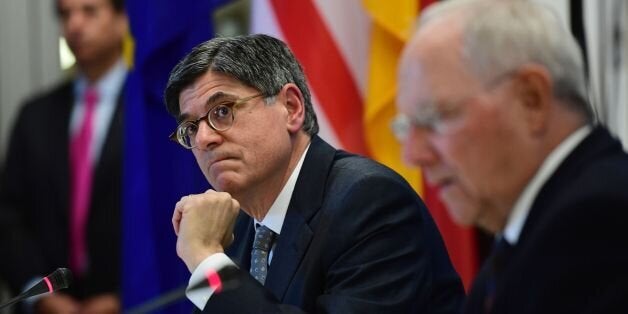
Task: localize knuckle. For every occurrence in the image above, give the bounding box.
[215,191,232,202]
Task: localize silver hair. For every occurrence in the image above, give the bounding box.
[165,34,319,136]
[420,0,593,121]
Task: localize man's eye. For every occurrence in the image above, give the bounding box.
[83,5,98,18]
[212,105,232,120]
[184,124,198,135]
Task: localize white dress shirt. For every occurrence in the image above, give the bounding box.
[502,125,592,245]
[187,144,310,310]
[69,59,127,164]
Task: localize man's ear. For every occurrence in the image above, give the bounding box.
[116,10,130,38]
[281,83,305,133]
[512,64,553,135]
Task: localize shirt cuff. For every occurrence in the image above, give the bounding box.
[186,253,237,311]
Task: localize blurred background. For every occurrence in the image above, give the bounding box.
[0,0,625,312]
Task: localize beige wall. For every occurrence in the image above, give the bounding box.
[0,0,62,167]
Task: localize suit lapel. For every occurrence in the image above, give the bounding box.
[518,126,620,246]
[90,92,123,205]
[265,136,336,300]
[50,82,75,218]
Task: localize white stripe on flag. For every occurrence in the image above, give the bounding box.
[313,0,371,95]
[250,0,343,149]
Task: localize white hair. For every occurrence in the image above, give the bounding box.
[419,0,592,120]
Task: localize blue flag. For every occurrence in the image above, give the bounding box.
[123,1,228,312]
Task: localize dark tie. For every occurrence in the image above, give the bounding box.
[483,238,514,313]
[250,225,275,284]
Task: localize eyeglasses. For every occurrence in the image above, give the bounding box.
[391,100,464,141]
[169,93,264,149]
[391,70,516,141]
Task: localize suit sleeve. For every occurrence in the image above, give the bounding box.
[0,104,48,293]
[313,173,456,313]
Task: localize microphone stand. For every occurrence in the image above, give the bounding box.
[125,265,240,314]
[0,293,29,310]
[125,286,187,314]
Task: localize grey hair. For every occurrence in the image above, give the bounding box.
[420,0,593,121]
[164,34,319,136]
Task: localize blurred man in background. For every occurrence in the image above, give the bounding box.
[395,0,628,313]
[0,0,128,312]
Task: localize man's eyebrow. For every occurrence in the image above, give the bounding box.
[176,92,236,123]
[176,112,190,124]
[206,92,236,106]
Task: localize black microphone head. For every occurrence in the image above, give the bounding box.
[47,268,73,290]
[18,268,74,300]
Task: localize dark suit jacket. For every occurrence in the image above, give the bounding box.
[203,136,464,313]
[465,126,628,314]
[0,79,123,299]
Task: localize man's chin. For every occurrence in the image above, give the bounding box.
[442,198,480,228]
[208,176,239,195]
[448,210,476,227]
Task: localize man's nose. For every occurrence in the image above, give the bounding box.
[402,127,439,168]
[64,12,86,36]
[194,120,223,150]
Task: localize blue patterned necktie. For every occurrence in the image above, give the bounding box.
[250,225,276,284]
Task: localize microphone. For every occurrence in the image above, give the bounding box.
[0,268,73,310]
[126,265,240,314]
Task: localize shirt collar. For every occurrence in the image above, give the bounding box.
[503,125,592,244]
[255,143,311,235]
[74,58,127,102]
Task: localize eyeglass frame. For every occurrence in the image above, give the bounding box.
[390,70,517,141]
[169,93,265,149]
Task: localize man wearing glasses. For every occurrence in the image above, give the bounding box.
[395,0,628,313]
[165,34,464,313]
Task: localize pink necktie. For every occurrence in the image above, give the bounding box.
[69,87,98,275]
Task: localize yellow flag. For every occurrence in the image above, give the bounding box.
[362,0,422,193]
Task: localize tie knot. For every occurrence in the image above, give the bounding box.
[84,87,99,109]
[491,238,514,272]
[252,225,275,251]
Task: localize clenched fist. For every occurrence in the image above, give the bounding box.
[172,189,240,271]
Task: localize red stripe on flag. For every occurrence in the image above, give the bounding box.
[419,0,439,10]
[270,0,369,155]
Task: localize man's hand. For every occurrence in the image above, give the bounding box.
[35,293,80,314]
[172,189,240,271]
[80,293,120,314]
